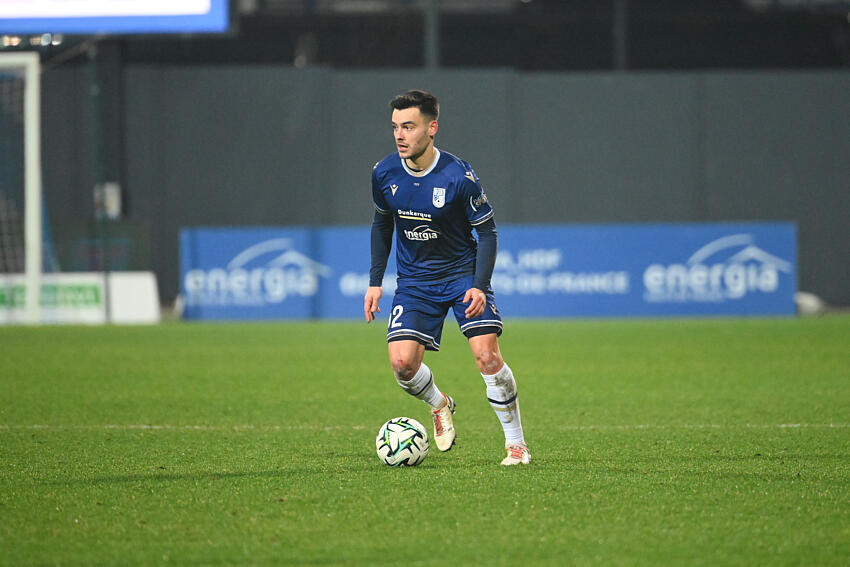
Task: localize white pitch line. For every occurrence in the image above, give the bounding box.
[0,423,848,432]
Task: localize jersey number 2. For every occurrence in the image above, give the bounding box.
[390,305,404,329]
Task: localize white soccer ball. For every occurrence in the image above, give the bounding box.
[376,417,429,467]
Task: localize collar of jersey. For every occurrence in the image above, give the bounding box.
[401,148,441,178]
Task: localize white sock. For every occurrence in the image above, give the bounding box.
[482,362,525,445]
[396,362,445,409]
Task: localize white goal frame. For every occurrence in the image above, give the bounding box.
[0,52,42,324]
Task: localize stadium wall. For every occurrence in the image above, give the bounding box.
[39,67,850,308]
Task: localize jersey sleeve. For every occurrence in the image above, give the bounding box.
[459,168,494,226]
[371,165,391,214]
[472,218,498,291]
[369,209,394,287]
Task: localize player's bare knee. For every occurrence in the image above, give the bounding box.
[392,359,417,382]
[475,350,503,374]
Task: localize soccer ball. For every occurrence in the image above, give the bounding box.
[376,417,429,467]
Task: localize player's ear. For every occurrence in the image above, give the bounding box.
[429,120,438,137]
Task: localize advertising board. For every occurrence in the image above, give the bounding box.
[180,223,796,320]
[0,271,160,324]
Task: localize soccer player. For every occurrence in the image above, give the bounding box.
[364,89,530,466]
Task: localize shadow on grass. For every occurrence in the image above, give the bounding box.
[46,462,378,487]
[44,455,539,487]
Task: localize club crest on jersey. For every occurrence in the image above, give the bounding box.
[432,187,446,208]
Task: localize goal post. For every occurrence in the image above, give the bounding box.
[0,52,42,324]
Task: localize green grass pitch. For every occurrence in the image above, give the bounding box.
[2,316,849,566]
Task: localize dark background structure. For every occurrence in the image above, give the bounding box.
[8,0,850,307]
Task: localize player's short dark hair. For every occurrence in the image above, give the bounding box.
[389,90,439,121]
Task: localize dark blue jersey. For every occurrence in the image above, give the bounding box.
[372,149,494,285]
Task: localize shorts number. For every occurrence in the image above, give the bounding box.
[390,305,404,329]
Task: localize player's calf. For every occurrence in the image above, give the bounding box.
[394,362,446,409]
[481,362,524,443]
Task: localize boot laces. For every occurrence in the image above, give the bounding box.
[432,409,444,436]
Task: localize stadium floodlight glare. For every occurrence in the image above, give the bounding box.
[0,52,41,324]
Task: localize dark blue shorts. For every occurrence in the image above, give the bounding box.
[387,276,503,351]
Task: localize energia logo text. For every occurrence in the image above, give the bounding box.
[643,234,793,303]
[184,239,331,305]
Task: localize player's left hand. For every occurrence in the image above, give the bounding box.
[364,286,383,323]
[463,287,487,319]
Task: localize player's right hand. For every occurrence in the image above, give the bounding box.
[364,286,383,323]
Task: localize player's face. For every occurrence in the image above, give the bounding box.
[391,107,437,163]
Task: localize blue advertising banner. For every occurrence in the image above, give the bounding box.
[181,227,323,320]
[180,226,396,320]
[180,222,796,320]
[491,223,796,317]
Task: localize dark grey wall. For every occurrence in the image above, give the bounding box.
[701,73,850,309]
[41,66,850,307]
[42,66,96,222]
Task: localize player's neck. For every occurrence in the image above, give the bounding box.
[405,145,437,173]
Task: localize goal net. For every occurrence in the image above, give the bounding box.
[0,53,45,324]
